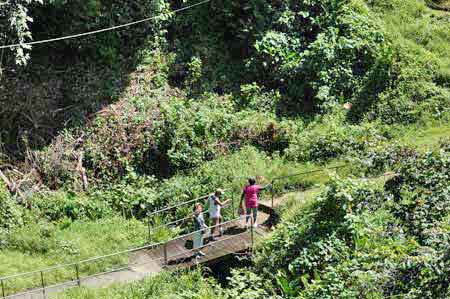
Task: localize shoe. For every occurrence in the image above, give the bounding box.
[198,251,205,257]
[253,223,258,228]
[210,236,218,241]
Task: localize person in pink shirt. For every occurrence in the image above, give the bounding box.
[239,177,271,228]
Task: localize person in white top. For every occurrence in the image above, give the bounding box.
[207,188,230,241]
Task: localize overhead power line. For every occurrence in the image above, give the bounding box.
[0,0,211,49]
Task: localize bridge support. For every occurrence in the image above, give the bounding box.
[40,271,46,298]
[250,219,254,252]
[163,243,168,266]
[147,215,152,243]
[75,264,81,287]
[1,279,5,299]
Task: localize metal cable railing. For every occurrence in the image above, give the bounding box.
[148,199,234,234]
[0,186,244,297]
[146,164,351,237]
[147,187,234,217]
[1,164,360,298]
[145,188,237,241]
[0,217,250,298]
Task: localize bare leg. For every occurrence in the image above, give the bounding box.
[215,217,220,235]
[211,217,220,238]
[253,208,258,227]
[246,207,252,226]
[219,216,224,235]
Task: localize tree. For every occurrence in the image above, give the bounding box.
[0,0,42,72]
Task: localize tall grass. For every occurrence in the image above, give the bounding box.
[57,269,221,299]
[0,217,171,294]
[370,0,450,78]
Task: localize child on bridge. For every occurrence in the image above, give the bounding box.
[193,203,208,258]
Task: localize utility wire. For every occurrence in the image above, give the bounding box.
[0,0,211,49]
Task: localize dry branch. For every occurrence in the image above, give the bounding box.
[425,0,450,11]
[0,169,13,191]
[77,152,88,191]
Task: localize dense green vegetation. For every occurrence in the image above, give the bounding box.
[44,142,450,299]
[0,0,449,298]
[255,145,450,298]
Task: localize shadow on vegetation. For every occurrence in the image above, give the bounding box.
[0,1,169,157]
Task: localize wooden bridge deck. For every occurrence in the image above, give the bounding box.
[138,224,266,272]
[6,212,271,299]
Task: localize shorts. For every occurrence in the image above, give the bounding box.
[209,210,221,219]
[246,207,258,221]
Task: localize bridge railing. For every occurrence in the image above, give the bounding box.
[0,239,165,299]
[1,164,354,298]
[144,164,346,240]
[0,217,252,299]
[160,216,253,264]
[145,187,241,241]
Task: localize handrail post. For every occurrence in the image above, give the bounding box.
[75,263,81,287]
[267,179,275,229]
[250,217,254,253]
[1,279,6,299]
[147,213,151,243]
[271,179,275,209]
[163,242,168,266]
[231,189,236,219]
[40,271,46,298]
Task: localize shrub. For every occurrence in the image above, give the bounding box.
[30,190,114,221]
[255,178,382,281]
[79,92,293,184]
[31,132,82,190]
[285,120,388,163]
[238,83,281,114]
[253,142,450,298]
[5,221,57,254]
[388,253,450,298]
[355,143,418,176]
[0,184,23,232]
[385,145,450,242]
[225,269,275,299]
[91,174,159,219]
[313,178,383,233]
[244,0,390,114]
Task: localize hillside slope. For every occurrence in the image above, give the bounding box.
[1,0,449,192]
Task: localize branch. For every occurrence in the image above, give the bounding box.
[77,152,88,191]
[425,0,450,11]
[0,169,12,191]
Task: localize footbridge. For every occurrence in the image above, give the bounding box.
[0,165,349,299]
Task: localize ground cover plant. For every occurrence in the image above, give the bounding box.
[0,216,150,293]
[57,270,222,299]
[249,142,450,298]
